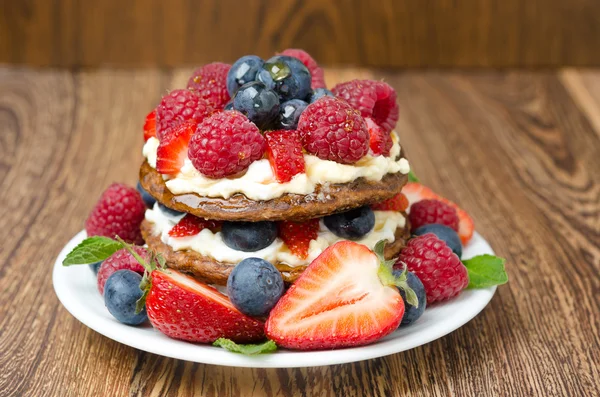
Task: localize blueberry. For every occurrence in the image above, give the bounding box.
[309,88,334,103]
[227,55,264,96]
[324,206,375,240]
[393,271,427,326]
[413,224,462,258]
[158,203,185,218]
[104,270,147,325]
[278,99,308,130]
[227,258,284,317]
[89,261,103,275]
[224,101,234,110]
[222,221,278,252]
[136,181,156,208]
[232,81,280,130]
[256,55,312,101]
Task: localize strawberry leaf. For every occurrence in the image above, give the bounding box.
[374,240,419,307]
[213,338,277,355]
[62,236,123,266]
[463,254,508,289]
[408,169,419,183]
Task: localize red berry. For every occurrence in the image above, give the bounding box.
[97,247,148,295]
[278,219,319,259]
[143,110,157,141]
[365,116,393,156]
[371,193,409,212]
[187,62,231,109]
[280,48,326,89]
[332,79,399,132]
[155,89,213,140]
[265,130,305,183]
[168,214,222,237]
[85,183,146,245]
[297,96,369,164]
[408,199,459,232]
[156,120,197,175]
[188,111,266,178]
[396,234,468,302]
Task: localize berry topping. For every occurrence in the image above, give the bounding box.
[188,111,266,178]
[371,193,409,212]
[187,62,232,109]
[155,89,213,140]
[265,130,305,183]
[156,120,197,175]
[278,219,320,259]
[257,55,312,101]
[143,110,157,141]
[332,79,399,132]
[323,206,375,240]
[221,221,278,252]
[168,214,221,237]
[97,246,148,295]
[85,183,146,245]
[232,81,280,130]
[89,261,102,275]
[279,48,326,89]
[136,181,156,208]
[394,270,427,326]
[104,270,148,325]
[365,116,393,156]
[226,55,264,96]
[226,258,285,317]
[408,199,459,232]
[278,99,308,130]
[396,234,468,302]
[298,96,369,164]
[309,87,333,103]
[413,223,463,258]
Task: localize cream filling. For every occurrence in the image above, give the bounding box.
[145,204,406,267]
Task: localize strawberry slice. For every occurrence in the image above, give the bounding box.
[168,214,221,237]
[371,192,409,212]
[278,219,320,259]
[366,117,393,156]
[146,269,265,343]
[402,182,475,245]
[265,130,305,183]
[143,110,157,142]
[156,120,197,175]
[266,241,411,350]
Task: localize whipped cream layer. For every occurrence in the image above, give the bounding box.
[143,132,410,201]
[145,204,406,267]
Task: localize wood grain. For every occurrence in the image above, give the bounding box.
[2,0,600,68]
[0,67,599,396]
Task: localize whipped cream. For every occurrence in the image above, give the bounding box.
[145,204,406,267]
[143,132,410,201]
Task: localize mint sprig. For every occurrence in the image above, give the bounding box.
[213,338,277,355]
[374,240,419,307]
[62,236,123,266]
[408,169,419,183]
[463,254,508,289]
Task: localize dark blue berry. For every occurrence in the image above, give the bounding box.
[309,88,333,103]
[393,271,427,326]
[158,203,185,218]
[89,261,102,275]
[224,101,234,110]
[278,99,308,130]
[324,206,375,240]
[222,221,278,252]
[227,257,284,317]
[232,81,280,130]
[136,181,156,208]
[257,55,312,101]
[227,55,264,96]
[413,223,462,258]
[104,270,147,325]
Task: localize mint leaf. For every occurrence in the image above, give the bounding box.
[213,338,277,355]
[408,170,419,183]
[463,254,508,289]
[62,237,123,266]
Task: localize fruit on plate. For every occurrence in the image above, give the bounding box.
[104,269,148,325]
[221,221,278,252]
[155,89,213,140]
[97,246,147,295]
[187,62,231,109]
[279,48,326,89]
[278,219,320,259]
[227,55,264,96]
[413,223,462,258]
[394,270,427,326]
[371,192,409,212]
[257,55,312,101]
[265,129,306,183]
[409,199,459,232]
[232,81,280,130]
[324,206,375,240]
[156,120,197,175]
[265,240,418,350]
[168,214,221,237]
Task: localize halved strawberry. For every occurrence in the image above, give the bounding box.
[371,192,409,212]
[278,219,320,259]
[143,110,157,141]
[366,117,393,156]
[265,130,305,183]
[266,241,416,350]
[146,269,265,343]
[168,214,221,237]
[156,120,197,175]
[402,182,475,245]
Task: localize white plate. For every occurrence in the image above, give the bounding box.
[53,230,496,368]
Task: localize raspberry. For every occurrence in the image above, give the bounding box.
[365,117,393,156]
[97,247,148,295]
[265,130,306,183]
[372,193,409,212]
[332,80,399,132]
[169,214,221,237]
[155,89,213,140]
[297,96,369,164]
[187,62,231,109]
[188,111,266,178]
[85,183,146,245]
[280,49,326,89]
[409,199,459,232]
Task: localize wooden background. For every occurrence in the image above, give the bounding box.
[2,0,600,68]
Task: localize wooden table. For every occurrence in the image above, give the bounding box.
[0,67,598,397]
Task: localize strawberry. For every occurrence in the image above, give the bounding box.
[278,219,320,259]
[265,241,417,350]
[156,120,197,175]
[265,130,305,183]
[143,110,157,141]
[146,269,265,343]
[366,117,393,156]
[371,193,409,212]
[168,214,221,237]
